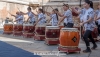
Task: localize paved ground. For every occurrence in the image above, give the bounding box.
[0,30,100,57]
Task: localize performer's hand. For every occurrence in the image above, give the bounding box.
[71,7,75,10]
[14,20,16,22]
[58,22,60,25]
[80,23,83,26]
[94,19,96,21]
[26,20,28,22]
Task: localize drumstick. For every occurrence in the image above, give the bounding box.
[46,7,48,11]
[80,26,82,40]
[50,6,54,10]
[7,11,12,15]
[17,7,20,12]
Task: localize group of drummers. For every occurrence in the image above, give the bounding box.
[6,0,100,53]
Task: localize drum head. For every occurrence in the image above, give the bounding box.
[4,23,13,25]
[23,24,33,26]
[13,24,23,25]
[61,28,78,30]
[36,25,46,27]
[46,26,59,29]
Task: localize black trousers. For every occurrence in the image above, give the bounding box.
[98,25,100,35]
[81,26,83,38]
[29,21,35,25]
[64,23,74,28]
[83,30,96,47]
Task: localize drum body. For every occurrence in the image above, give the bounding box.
[34,25,46,40]
[45,26,60,38]
[91,28,98,38]
[35,25,45,35]
[23,24,35,33]
[59,28,80,47]
[13,24,23,31]
[82,28,98,39]
[4,23,13,33]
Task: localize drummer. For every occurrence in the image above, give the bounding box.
[22,7,36,24]
[71,5,86,39]
[45,8,59,26]
[16,12,24,24]
[11,12,20,23]
[35,8,46,25]
[57,4,74,28]
[80,1,97,53]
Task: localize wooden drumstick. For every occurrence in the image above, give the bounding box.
[17,7,21,12]
[80,26,81,39]
[50,6,54,10]
[7,11,12,15]
[46,6,48,11]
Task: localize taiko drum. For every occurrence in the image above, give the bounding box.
[23,24,35,33]
[4,23,13,32]
[45,26,60,38]
[13,24,23,31]
[35,25,45,35]
[59,28,80,47]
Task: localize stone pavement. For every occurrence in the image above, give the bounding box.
[0,30,100,57]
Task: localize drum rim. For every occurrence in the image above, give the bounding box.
[4,23,13,25]
[46,26,59,28]
[35,25,46,27]
[13,24,23,25]
[61,28,78,30]
[23,24,33,26]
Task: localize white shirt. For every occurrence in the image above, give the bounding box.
[79,8,86,22]
[17,15,24,24]
[51,14,58,26]
[64,9,73,24]
[27,11,35,22]
[83,8,95,31]
[38,13,46,25]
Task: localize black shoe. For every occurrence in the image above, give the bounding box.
[91,44,97,50]
[83,49,91,53]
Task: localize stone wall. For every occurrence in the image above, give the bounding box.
[0,2,29,21]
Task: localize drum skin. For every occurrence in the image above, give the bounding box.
[59,29,80,47]
[4,24,13,32]
[35,26,45,35]
[23,25,35,33]
[13,24,23,31]
[46,29,60,38]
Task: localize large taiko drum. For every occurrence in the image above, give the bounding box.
[3,23,13,33]
[45,26,60,38]
[13,24,23,31]
[23,24,35,33]
[59,28,80,47]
